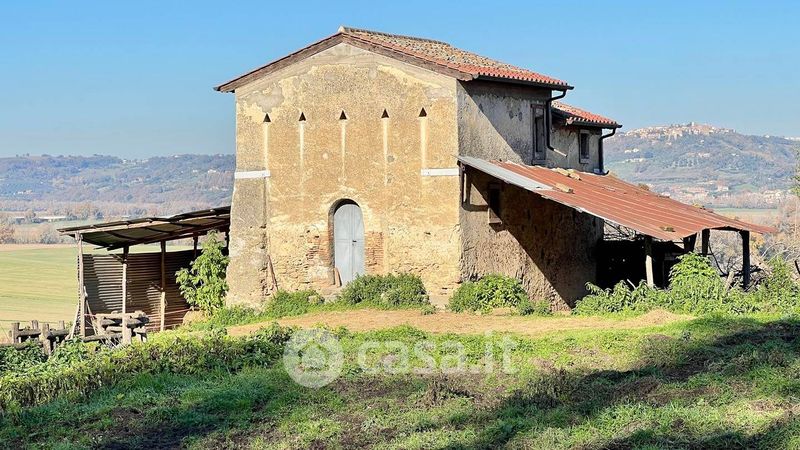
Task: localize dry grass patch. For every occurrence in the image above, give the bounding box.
[227,308,690,338]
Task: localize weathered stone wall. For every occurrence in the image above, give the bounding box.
[227,43,462,306]
[459,167,603,309]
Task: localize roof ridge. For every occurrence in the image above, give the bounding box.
[338,25,451,46]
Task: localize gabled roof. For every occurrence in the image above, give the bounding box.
[552,101,621,129]
[458,157,774,241]
[215,26,572,93]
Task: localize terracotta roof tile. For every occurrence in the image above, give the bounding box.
[552,101,620,128]
[340,27,570,88]
[216,26,572,92]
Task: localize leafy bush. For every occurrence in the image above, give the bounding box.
[754,257,800,312]
[176,232,229,313]
[448,274,530,314]
[420,304,437,315]
[338,273,430,308]
[264,289,323,318]
[517,298,552,316]
[574,253,800,316]
[0,324,292,412]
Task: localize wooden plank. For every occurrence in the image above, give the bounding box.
[741,230,751,289]
[78,233,86,337]
[701,229,710,256]
[122,246,129,315]
[160,240,166,332]
[644,236,655,288]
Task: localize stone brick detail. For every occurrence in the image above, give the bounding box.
[365,231,384,273]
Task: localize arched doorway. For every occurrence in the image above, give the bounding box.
[333,201,365,284]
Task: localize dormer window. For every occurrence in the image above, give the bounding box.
[532,105,546,162]
[579,131,590,163]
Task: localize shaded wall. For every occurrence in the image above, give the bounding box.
[460,167,603,309]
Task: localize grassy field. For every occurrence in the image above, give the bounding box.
[0,245,77,327]
[1,314,799,449]
[0,244,192,330]
[715,207,781,223]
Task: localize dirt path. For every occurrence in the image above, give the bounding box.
[228,309,691,338]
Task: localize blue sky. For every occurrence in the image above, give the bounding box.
[0,0,798,157]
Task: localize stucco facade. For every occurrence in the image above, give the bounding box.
[226,43,462,305]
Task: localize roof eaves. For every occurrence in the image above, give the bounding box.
[214,32,346,93]
[474,75,573,90]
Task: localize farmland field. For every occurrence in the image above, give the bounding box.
[0,244,192,332]
[0,245,77,327]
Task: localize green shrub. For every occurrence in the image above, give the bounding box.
[338,273,430,308]
[0,324,292,412]
[0,345,46,374]
[448,274,530,314]
[191,305,265,330]
[420,304,437,315]
[264,289,322,318]
[574,253,800,316]
[755,257,800,313]
[517,298,552,316]
[176,232,229,314]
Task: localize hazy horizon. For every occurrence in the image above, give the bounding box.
[1,0,798,158]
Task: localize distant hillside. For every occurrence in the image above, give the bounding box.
[0,154,234,216]
[604,123,798,207]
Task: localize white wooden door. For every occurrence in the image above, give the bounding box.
[333,202,365,284]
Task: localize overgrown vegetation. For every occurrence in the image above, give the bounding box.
[0,324,292,413]
[449,274,548,316]
[338,273,430,308]
[575,253,800,315]
[2,317,800,448]
[176,233,229,314]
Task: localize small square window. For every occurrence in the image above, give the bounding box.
[579,131,591,162]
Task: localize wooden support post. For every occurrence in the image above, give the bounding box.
[42,323,52,356]
[10,322,19,344]
[160,240,166,332]
[644,236,655,288]
[741,230,751,289]
[701,229,710,256]
[193,234,199,258]
[682,234,697,253]
[122,246,129,315]
[77,233,86,337]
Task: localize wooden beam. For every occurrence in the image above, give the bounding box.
[160,241,166,332]
[193,234,199,258]
[104,223,229,250]
[77,233,86,337]
[741,230,751,289]
[122,246,129,315]
[701,229,710,256]
[682,234,697,252]
[644,236,655,288]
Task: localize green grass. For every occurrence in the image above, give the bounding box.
[0,244,193,328]
[3,315,800,449]
[0,246,77,326]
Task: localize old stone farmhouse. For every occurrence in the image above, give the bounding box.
[215,26,771,310]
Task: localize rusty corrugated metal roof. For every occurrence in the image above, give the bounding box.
[216,27,572,92]
[459,158,774,240]
[58,206,230,249]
